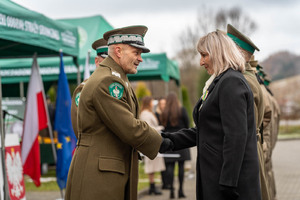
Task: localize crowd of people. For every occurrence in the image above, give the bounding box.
[65,23,280,200]
[140,93,191,199]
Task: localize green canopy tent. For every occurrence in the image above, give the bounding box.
[0,52,180,96]
[0,15,181,97]
[0,15,113,97]
[128,53,180,95]
[0,0,79,199]
[128,53,180,84]
[0,0,79,58]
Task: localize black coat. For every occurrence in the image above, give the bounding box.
[163,107,191,162]
[165,69,261,200]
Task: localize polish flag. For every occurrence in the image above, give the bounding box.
[21,54,48,187]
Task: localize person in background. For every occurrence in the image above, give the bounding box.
[160,92,191,199]
[46,95,55,133]
[155,97,166,125]
[159,30,261,200]
[140,96,165,195]
[71,38,108,139]
[154,97,168,189]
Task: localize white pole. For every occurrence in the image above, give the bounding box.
[0,71,11,200]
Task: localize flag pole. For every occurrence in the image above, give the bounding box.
[83,50,91,80]
[57,50,64,200]
[33,52,57,164]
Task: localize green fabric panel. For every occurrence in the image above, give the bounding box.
[0,0,79,57]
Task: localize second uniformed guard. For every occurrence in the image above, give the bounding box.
[65,25,166,200]
[257,68,280,200]
[70,38,108,139]
[227,24,270,200]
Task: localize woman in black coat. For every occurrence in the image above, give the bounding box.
[160,92,191,199]
[160,30,261,200]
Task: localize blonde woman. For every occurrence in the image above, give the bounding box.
[160,31,261,200]
[140,96,166,195]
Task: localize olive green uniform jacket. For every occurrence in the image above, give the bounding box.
[263,87,280,200]
[71,79,88,139]
[65,56,162,200]
[244,63,270,200]
[260,84,277,200]
[270,95,280,150]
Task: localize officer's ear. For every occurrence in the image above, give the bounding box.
[114,45,122,58]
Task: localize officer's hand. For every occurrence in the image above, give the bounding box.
[159,138,174,153]
[219,185,239,200]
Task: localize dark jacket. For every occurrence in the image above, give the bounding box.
[165,69,261,200]
[164,107,191,162]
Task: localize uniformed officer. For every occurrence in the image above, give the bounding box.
[227,24,270,200]
[71,38,108,139]
[256,68,280,200]
[65,25,165,200]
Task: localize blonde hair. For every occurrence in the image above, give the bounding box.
[197,30,245,76]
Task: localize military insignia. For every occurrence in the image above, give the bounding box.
[112,71,121,78]
[109,82,124,99]
[75,92,81,107]
[201,90,209,101]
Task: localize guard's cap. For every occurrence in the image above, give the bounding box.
[103,25,150,53]
[92,38,108,58]
[227,24,259,54]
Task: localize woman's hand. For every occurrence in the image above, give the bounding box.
[159,137,174,153]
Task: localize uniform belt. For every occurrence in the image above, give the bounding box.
[77,133,92,147]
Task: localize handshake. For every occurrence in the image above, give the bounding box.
[159,133,174,153]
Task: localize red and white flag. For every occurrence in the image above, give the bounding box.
[21,54,48,187]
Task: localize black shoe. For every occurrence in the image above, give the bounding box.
[149,183,162,195]
[178,189,186,198]
[170,189,175,199]
[162,184,170,190]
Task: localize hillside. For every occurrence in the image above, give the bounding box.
[260,51,300,81]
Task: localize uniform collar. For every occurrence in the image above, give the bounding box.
[100,56,128,81]
[245,62,255,72]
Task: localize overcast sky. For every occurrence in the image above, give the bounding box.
[11,0,300,61]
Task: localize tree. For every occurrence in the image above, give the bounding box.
[176,5,257,105]
[181,85,193,127]
[135,81,152,105]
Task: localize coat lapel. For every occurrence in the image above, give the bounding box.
[193,69,229,126]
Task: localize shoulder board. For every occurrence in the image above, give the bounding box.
[112,71,121,78]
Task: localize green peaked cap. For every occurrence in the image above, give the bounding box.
[103,25,150,53]
[227,24,259,54]
[92,38,108,57]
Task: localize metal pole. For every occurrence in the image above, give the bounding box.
[0,73,11,200]
[165,81,168,96]
[19,81,24,98]
[73,56,81,85]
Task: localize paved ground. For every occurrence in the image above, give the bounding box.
[25,139,300,200]
[272,139,300,200]
[139,139,300,200]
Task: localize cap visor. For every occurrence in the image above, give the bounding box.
[129,44,150,53]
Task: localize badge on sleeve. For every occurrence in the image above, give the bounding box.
[109,82,124,99]
[75,92,81,107]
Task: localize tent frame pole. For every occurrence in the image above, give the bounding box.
[0,74,11,200]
